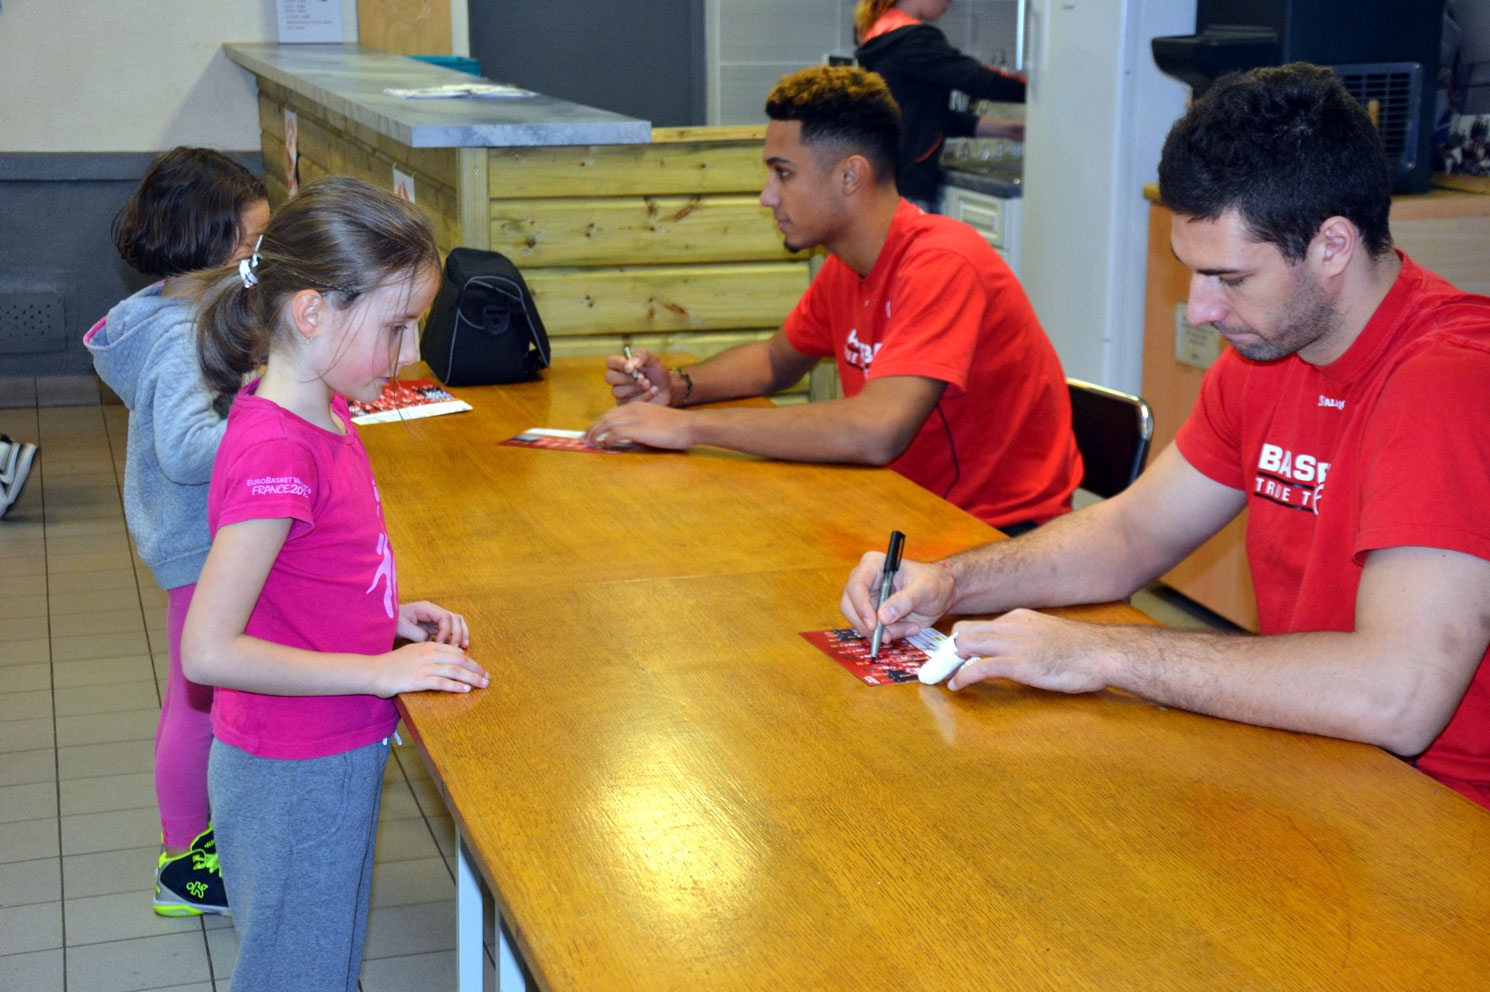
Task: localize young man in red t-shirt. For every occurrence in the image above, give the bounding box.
[841,63,1490,810]
[583,65,1080,533]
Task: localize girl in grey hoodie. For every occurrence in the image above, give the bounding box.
[84,148,269,917]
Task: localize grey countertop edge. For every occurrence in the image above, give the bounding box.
[224,43,652,149]
[941,168,1023,199]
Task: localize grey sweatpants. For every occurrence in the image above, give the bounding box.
[209,738,390,992]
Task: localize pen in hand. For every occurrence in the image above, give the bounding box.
[622,343,644,384]
[869,530,906,660]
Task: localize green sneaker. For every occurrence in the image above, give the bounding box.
[153,826,230,917]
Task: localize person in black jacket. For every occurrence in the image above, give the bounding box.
[855,0,1026,209]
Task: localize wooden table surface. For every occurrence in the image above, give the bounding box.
[366,358,1490,992]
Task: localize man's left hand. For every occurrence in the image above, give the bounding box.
[584,402,693,450]
[946,609,1111,693]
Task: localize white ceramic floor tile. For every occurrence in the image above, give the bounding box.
[359,948,458,992]
[64,929,214,991]
[54,680,161,718]
[0,947,64,990]
[63,845,160,901]
[0,688,52,721]
[63,889,204,946]
[0,899,62,955]
[0,856,61,909]
[50,585,144,617]
[0,663,53,694]
[0,711,53,750]
[379,778,422,822]
[370,857,456,910]
[203,919,238,985]
[0,593,47,621]
[362,900,457,960]
[0,815,59,864]
[52,655,157,690]
[55,706,158,748]
[0,747,56,787]
[0,781,58,823]
[374,816,444,864]
[60,807,162,857]
[59,770,156,816]
[58,739,155,781]
[0,638,49,667]
[51,629,152,663]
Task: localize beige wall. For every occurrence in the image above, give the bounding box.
[0,2,280,151]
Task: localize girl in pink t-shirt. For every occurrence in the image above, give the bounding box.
[182,176,488,992]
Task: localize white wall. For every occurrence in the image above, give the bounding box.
[0,1,280,152]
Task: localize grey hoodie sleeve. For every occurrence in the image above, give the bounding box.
[145,324,228,485]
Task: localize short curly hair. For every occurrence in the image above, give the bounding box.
[1158,63,1393,262]
[765,65,901,184]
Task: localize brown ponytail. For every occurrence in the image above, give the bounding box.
[195,175,439,399]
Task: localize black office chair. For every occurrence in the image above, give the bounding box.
[1066,378,1155,499]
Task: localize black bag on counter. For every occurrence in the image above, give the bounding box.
[421,248,551,386]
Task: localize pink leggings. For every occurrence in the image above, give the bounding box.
[156,584,214,849]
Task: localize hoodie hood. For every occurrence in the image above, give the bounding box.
[85,282,203,405]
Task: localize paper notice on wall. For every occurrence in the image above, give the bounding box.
[284,109,300,196]
[393,166,415,204]
[277,0,345,44]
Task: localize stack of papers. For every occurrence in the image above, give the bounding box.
[383,83,535,100]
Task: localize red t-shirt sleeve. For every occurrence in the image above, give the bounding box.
[1355,340,1490,564]
[214,437,319,534]
[1175,350,1249,490]
[866,251,987,397]
[782,262,839,360]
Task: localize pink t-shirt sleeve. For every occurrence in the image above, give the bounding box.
[213,436,319,534]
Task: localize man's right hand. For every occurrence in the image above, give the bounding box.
[840,553,957,644]
[604,347,673,406]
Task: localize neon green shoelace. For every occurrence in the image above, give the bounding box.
[192,850,223,877]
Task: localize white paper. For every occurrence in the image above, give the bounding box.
[277,0,345,44]
[393,166,415,204]
[382,83,535,100]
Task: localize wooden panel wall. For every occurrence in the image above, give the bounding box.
[255,80,462,258]
[483,127,815,377]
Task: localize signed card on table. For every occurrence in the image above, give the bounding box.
[801,627,954,685]
[500,428,625,453]
[348,379,472,425]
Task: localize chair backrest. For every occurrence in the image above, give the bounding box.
[1066,378,1155,499]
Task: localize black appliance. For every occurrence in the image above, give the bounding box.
[1152,0,1445,192]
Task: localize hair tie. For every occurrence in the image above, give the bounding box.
[238,234,264,289]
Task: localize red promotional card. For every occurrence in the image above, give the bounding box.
[347,379,472,425]
[801,627,954,685]
[500,428,621,453]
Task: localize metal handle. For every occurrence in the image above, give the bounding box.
[1016,0,1029,73]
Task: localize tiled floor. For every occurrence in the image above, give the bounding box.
[0,400,1236,992]
[0,402,479,992]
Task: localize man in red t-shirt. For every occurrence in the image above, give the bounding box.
[583,65,1080,532]
[841,63,1490,810]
